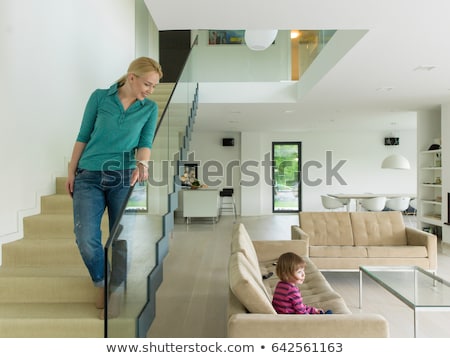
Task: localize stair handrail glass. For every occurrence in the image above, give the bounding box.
[103,35,199,337]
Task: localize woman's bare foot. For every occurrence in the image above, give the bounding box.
[95,287,105,309]
[98,291,121,320]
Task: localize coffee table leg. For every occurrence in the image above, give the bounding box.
[359,269,363,308]
[414,309,417,338]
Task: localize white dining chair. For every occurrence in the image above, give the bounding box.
[385,197,411,212]
[360,197,387,212]
[337,198,350,206]
[321,195,345,211]
[409,198,417,214]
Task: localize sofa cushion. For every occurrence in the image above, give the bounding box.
[299,212,354,246]
[351,211,407,246]
[366,246,427,258]
[228,251,276,314]
[231,223,261,270]
[310,246,368,258]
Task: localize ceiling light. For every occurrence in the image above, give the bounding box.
[291,30,300,39]
[376,87,394,92]
[244,30,278,51]
[381,154,411,170]
[414,65,436,71]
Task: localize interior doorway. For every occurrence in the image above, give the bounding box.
[272,142,302,212]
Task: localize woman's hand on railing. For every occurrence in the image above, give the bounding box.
[130,164,148,186]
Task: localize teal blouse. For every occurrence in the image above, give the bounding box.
[76,83,158,171]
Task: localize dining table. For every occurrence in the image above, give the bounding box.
[327,193,415,212]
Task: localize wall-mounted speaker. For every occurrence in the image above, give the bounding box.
[222,138,234,147]
[384,137,399,146]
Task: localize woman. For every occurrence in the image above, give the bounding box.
[66,57,163,312]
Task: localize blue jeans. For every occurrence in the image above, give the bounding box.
[72,169,132,287]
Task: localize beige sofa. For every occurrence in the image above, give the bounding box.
[291,211,437,271]
[227,223,389,338]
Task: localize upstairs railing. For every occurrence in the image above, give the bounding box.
[103,36,199,337]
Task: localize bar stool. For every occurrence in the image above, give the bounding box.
[219,188,237,220]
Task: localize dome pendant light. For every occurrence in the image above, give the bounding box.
[381,122,410,170]
[244,29,278,51]
[381,154,411,170]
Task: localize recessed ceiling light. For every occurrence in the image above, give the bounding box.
[376,87,394,92]
[413,65,436,71]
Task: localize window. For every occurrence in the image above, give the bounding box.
[272,142,301,212]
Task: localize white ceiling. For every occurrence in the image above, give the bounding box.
[145,0,450,132]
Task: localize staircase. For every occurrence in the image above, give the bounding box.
[0,83,175,337]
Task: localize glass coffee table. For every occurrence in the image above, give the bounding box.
[359,266,450,337]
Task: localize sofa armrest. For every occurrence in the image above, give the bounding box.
[291,225,309,242]
[405,227,437,271]
[290,225,310,257]
[252,240,308,261]
[228,313,389,338]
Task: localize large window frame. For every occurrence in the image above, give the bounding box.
[272,142,302,213]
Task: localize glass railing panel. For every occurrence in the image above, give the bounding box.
[104,184,161,337]
[104,38,199,337]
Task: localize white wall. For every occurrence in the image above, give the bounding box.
[0,0,158,243]
[191,30,291,82]
[188,130,242,213]
[190,126,417,216]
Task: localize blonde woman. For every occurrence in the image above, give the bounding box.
[66,57,163,312]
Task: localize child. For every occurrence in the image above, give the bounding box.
[272,252,331,314]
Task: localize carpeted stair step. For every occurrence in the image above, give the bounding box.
[0,303,104,337]
[0,267,94,303]
[23,213,109,239]
[23,214,76,238]
[153,83,175,120]
[1,238,85,266]
[0,303,136,337]
[40,194,73,214]
[55,177,67,195]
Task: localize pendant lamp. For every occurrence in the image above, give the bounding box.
[244,30,278,51]
[381,154,411,170]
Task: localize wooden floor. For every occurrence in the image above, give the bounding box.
[147,214,450,338]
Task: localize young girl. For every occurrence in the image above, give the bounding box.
[272,252,329,314]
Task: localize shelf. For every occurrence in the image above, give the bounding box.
[418,119,442,233]
[421,215,442,226]
[421,200,442,205]
[421,149,442,154]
